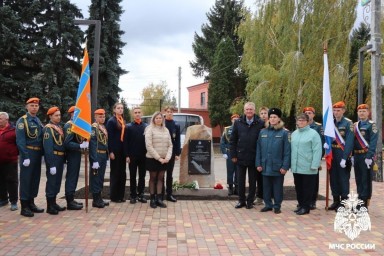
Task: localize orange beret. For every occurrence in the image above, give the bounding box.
[231,114,239,119]
[333,101,345,108]
[94,109,105,115]
[303,107,315,113]
[67,106,75,113]
[47,106,60,115]
[357,104,369,110]
[26,97,40,104]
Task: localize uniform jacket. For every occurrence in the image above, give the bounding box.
[255,121,290,176]
[220,125,233,157]
[353,120,378,159]
[106,116,125,154]
[43,122,65,168]
[124,121,148,158]
[63,120,84,151]
[165,119,181,156]
[0,123,18,163]
[332,117,354,160]
[16,112,43,160]
[291,125,322,175]
[229,114,264,166]
[89,122,108,163]
[309,121,325,156]
[144,125,173,161]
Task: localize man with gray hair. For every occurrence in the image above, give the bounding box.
[0,112,19,211]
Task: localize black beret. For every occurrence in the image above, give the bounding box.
[268,108,282,118]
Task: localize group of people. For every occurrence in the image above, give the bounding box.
[222,101,378,215]
[0,98,181,217]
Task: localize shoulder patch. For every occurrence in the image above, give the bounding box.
[18,123,24,130]
[44,132,50,140]
[66,128,72,134]
[91,130,96,137]
[372,123,377,133]
[350,123,354,132]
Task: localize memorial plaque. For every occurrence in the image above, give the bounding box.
[188,139,211,174]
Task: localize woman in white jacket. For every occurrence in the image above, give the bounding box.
[145,111,173,208]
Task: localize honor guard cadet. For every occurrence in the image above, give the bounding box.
[353,104,378,209]
[63,106,88,210]
[43,107,67,215]
[325,101,354,211]
[220,114,239,196]
[89,109,109,208]
[303,107,325,210]
[16,97,44,217]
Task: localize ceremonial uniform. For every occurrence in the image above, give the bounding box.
[353,104,378,207]
[63,108,84,210]
[16,98,44,217]
[220,124,238,194]
[330,117,354,207]
[89,118,109,208]
[43,116,66,215]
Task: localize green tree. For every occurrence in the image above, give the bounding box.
[140,82,176,116]
[86,0,128,114]
[209,37,237,130]
[191,0,246,97]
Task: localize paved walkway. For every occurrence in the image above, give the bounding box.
[0,156,383,255]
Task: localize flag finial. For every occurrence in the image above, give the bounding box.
[323,41,328,53]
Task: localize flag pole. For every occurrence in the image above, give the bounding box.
[84,149,89,213]
[323,41,330,211]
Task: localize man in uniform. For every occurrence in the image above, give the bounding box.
[89,109,109,208]
[230,102,264,209]
[325,101,354,211]
[124,106,148,204]
[353,104,378,209]
[63,106,88,210]
[16,97,44,217]
[303,107,324,210]
[220,114,239,196]
[43,106,67,215]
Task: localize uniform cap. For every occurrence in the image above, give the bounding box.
[26,97,40,104]
[303,107,315,113]
[94,109,105,115]
[231,114,239,119]
[333,101,345,108]
[47,106,60,115]
[67,106,75,113]
[268,108,282,118]
[357,104,369,110]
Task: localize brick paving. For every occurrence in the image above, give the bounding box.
[0,156,383,255]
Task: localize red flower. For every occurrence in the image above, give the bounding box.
[214,183,223,189]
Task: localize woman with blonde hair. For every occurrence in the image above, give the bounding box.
[145,111,173,208]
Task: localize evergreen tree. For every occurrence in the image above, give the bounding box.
[208,37,237,130]
[190,0,246,97]
[86,0,127,114]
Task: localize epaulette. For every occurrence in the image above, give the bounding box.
[369,120,374,124]
[92,123,98,127]
[22,114,27,119]
[45,123,53,128]
[66,120,73,124]
[344,117,352,122]
[315,122,322,126]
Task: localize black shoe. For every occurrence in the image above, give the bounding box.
[54,203,66,211]
[20,200,34,217]
[30,199,44,213]
[274,208,281,214]
[310,203,316,210]
[296,208,310,215]
[328,201,340,211]
[150,200,157,208]
[46,198,59,215]
[92,193,105,208]
[73,200,83,206]
[67,201,83,210]
[260,207,272,212]
[138,196,147,203]
[156,199,167,208]
[235,202,246,209]
[130,198,137,204]
[166,195,177,202]
[120,198,126,203]
[246,203,254,209]
[293,206,302,213]
[228,187,234,196]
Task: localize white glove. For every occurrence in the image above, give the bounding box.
[23,159,30,167]
[350,156,354,167]
[365,158,373,169]
[79,141,89,149]
[340,159,346,168]
[92,162,100,169]
[50,167,57,175]
[323,143,329,150]
[222,154,228,159]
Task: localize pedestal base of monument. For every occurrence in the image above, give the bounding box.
[173,188,228,199]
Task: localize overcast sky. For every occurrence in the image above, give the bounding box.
[70,0,364,108]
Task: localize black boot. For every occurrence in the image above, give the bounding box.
[92,193,104,208]
[53,197,66,211]
[328,196,340,211]
[46,198,59,215]
[20,200,34,217]
[228,184,234,196]
[100,192,109,206]
[66,195,83,210]
[150,194,157,208]
[30,198,44,213]
[138,194,147,203]
[156,195,167,208]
